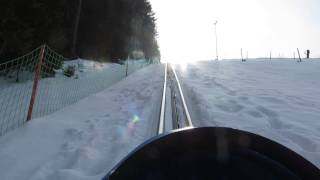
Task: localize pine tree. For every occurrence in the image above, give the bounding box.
[0,0,160,63]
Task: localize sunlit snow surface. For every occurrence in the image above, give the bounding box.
[0,59,319,180]
[175,59,320,168]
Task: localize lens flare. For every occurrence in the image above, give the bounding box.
[127,114,141,135]
[132,115,140,124]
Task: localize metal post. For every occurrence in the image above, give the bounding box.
[297,48,302,62]
[241,48,244,62]
[125,56,129,77]
[214,21,219,60]
[27,45,45,121]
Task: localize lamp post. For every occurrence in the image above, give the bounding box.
[214,21,219,60]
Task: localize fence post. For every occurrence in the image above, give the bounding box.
[27,45,45,121]
[125,56,129,77]
[241,48,244,62]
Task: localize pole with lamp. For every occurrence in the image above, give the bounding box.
[214,21,219,60]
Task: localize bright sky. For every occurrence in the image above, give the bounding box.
[149,0,320,62]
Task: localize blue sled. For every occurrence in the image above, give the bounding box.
[104,127,320,180]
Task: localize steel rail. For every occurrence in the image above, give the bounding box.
[158,63,167,134]
[158,63,193,135]
[171,65,193,127]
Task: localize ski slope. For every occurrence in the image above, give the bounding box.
[0,59,319,180]
[0,64,163,180]
[176,59,320,168]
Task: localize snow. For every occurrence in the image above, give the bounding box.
[175,59,320,168]
[0,64,163,180]
[0,58,151,135]
[1,58,319,180]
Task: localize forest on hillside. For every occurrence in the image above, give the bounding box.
[0,0,160,63]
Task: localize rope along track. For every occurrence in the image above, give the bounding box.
[158,63,193,135]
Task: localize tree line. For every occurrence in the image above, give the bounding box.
[0,0,160,63]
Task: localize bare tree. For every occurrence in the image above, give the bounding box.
[71,0,82,56]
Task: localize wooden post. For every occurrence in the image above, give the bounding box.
[27,45,45,121]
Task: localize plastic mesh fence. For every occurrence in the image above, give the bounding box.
[0,45,158,136]
[0,47,40,135]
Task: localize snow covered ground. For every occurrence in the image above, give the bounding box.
[0,59,150,135]
[0,64,163,180]
[175,59,320,168]
[0,59,125,135]
[1,58,319,180]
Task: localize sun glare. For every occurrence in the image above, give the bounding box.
[150,0,320,63]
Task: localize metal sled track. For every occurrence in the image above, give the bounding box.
[158,63,167,134]
[158,63,193,135]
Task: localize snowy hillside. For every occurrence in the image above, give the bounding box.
[0,64,163,180]
[0,58,151,136]
[0,59,319,180]
[175,59,320,168]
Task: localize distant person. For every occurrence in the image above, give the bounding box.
[305,49,310,59]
